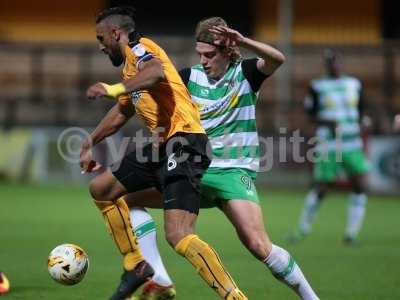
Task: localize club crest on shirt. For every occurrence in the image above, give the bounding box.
[132,44,146,58]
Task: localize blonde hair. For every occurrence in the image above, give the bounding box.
[195,17,242,62]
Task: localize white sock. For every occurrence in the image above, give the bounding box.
[345,193,367,239]
[130,208,173,287]
[298,190,321,235]
[264,244,319,300]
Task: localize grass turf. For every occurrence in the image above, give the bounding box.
[0,183,399,299]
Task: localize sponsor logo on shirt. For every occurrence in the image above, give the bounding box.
[129,91,142,105]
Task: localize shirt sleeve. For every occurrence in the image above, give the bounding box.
[118,94,132,106]
[358,84,364,115]
[131,39,157,68]
[131,42,155,67]
[304,85,319,117]
[179,68,191,87]
[241,58,269,92]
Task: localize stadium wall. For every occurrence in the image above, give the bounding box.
[254,0,381,44]
[0,0,104,42]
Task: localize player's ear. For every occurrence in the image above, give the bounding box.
[112,28,121,42]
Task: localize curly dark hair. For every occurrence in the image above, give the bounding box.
[95,6,136,32]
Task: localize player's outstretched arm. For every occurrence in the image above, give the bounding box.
[86,58,165,101]
[88,102,134,146]
[209,25,285,76]
[123,58,165,92]
[80,102,134,173]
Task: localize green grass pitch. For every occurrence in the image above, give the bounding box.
[1,183,399,299]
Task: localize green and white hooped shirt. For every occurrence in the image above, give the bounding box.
[180,59,267,175]
[305,75,364,152]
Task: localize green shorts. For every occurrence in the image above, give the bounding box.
[200,168,259,208]
[314,149,369,183]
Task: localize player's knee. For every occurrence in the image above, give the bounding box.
[352,181,365,194]
[244,235,270,260]
[165,230,183,248]
[165,228,190,248]
[315,184,328,199]
[89,178,109,201]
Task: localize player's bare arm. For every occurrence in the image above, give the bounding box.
[80,102,134,172]
[305,87,337,134]
[209,25,285,76]
[126,58,165,90]
[86,58,165,100]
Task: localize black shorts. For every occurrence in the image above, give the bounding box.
[112,133,211,214]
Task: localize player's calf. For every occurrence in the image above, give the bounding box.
[175,234,247,299]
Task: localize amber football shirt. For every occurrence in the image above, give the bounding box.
[118,37,204,140]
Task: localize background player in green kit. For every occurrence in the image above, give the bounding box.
[128,17,319,300]
[289,49,370,244]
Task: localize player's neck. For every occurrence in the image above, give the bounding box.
[118,36,130,60]
[327,72,341,79]
[211,62,231,81]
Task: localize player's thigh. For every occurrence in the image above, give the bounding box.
[342,149,369,177]
[124,188,163,209]
[112,144,158,194]
[159,133,210,245]
[159,133,209,213]
[200,169,260,207]
[222,200,272,259]
[161,177,203,246]
[89,169,127,201]
[313,151,338,183]
[222,200,270,243]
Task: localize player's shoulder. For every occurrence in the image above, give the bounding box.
[342,75,361,86]
[239,57,256,67]
[191,64,204,71]
[129,37,161,57]
[310,76,327,89]
[187,65,205,79]
[311,75,327,83]
[138,37,159,49]
[236,58,256,75]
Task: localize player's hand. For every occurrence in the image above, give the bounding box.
[361,115,372,133]
[86,82,108,100]
[79,145,102,174]
[393,114,400,132]
[209,26,244,47]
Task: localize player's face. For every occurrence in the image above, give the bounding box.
[196,42,230,80]
[96,21,124,67]
[325,57,340,78]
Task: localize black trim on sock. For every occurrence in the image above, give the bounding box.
[210,247,237,288]
[198,252,230,295]
[116,205,135,252]
[105,211,118,249]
